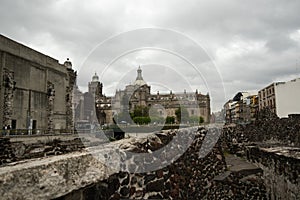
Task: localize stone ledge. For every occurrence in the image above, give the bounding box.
[0,150,116,200]
[0,127,226,199]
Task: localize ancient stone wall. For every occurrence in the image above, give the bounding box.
[55,128,267,200]
[0,127,270,199]
[223,110,300,148]
[222,109,300,200]
[0,137,85,166]
[58,128,225,199]
[246,146,300,200]
[0,138,16,165]
[65,69,77,131]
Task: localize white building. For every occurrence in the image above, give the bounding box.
[258,78,300,118]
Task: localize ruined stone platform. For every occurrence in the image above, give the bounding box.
[225,154,262,176]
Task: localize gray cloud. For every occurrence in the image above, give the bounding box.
[1,0,300,111]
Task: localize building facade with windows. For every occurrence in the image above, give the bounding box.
[94,67,211,125]
[224,92,258,124]
[0,35,76,133]
[258,78,300,118]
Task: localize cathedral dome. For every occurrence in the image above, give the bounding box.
[92,72,99,82]
[134,66,147,86]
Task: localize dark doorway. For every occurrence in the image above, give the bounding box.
[11,120,16,129]
[32,120,37,134]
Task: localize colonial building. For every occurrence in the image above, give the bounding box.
[95,67,211,125]
[0,35,76,134]
[74,72,102,127]
[224,92,258,125]
[258,78,300,118]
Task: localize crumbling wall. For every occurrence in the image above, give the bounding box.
[246,146,300,200]
[56,128,226,199]
[56,128,267,200]
[0,127,269,200]
[222,109,300,200]
[205,171,267,199]
[0,138,85,166]
[223,111,300,151]
[0,138,16,165]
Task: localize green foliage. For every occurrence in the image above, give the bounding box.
[175,107,189,123]
[165,116,175,124]
[133,105,149,117]
[199,116,204,123]
[189,116,205,124]
[133,116,151,124]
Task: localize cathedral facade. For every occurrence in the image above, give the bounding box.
[94,67,211,125]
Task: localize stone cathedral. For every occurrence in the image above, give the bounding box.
[94,67,211,125]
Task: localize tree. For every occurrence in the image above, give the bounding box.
[175,107,189,123]
[130,105,151,125]
[189,116,205,124]
[132,105,149,117]
[199,116,204,123]
[133,116,151,125]
[165,116,175,124]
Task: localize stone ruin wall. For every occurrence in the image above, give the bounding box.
[223,110,300,148]
[246,146,300,200]
[0,127,269,199]
[0,137,85,166]
[55,128,267,200]
[222,109,300,200]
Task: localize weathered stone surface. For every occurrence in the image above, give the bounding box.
[0,137,85,166]
[223,110,300,150]
[0,150,115,200]
[0,35,76,133]
[55,127,228,199]
[0,138,16,165]
[1,126,280,200]
[222,109,300,200]
[247,146,300,200]
[146,179,165,192]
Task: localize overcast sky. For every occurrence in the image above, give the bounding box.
[1,0,300,111]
